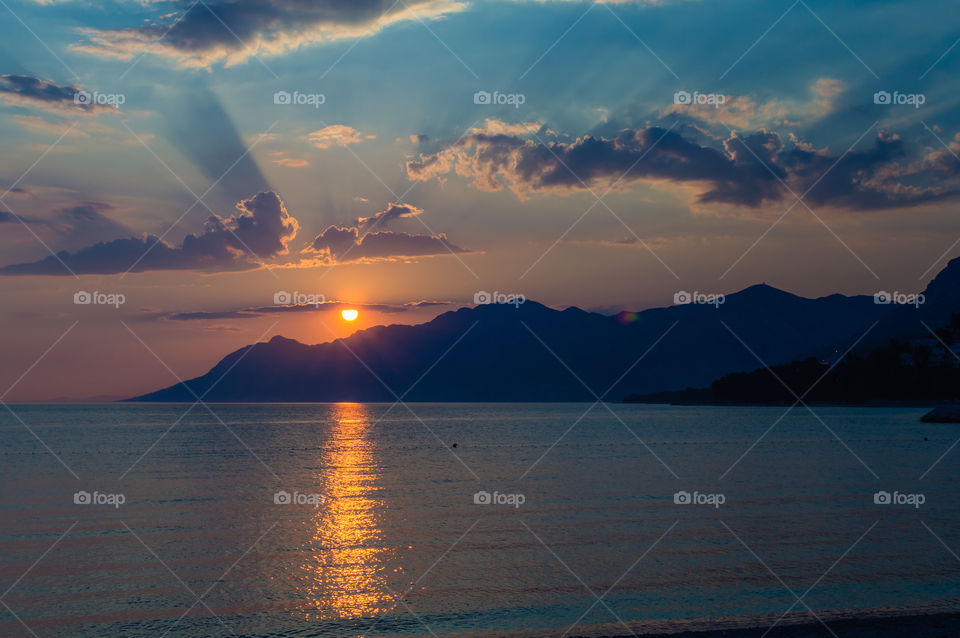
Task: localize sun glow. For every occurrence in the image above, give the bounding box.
[341,308,359,321]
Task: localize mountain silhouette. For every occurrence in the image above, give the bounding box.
[627,309,960,406]
[129,258,960,402]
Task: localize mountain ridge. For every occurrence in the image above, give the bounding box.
[128,259,960,402]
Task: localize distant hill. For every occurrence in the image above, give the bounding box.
[626,315,960,406]
[129,258,960,403]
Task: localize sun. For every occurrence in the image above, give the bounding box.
[341,308,359,322]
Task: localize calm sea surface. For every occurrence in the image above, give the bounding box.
[1,403,959,636]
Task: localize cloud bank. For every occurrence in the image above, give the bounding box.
[406,120,956,210]
[1,191,298,275]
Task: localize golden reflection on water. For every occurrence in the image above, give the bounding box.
[300,402,396,620]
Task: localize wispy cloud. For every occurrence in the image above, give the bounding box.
[308,125,373,149]
[0,75,117,116]
[158,299,456,321]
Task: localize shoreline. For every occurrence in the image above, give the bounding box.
[622,399,943,408]
[589,611,960,638]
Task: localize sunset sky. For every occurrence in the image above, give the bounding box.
[1,0,959,400]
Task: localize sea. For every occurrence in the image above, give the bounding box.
[1,403,959,637]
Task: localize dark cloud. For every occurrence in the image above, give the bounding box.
[775,131,953,210]
[75,0,466,68]
[407,124,956,211]
[0,191,298,275]
[0,75,114,115]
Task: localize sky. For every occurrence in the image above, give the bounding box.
[1,0,959,400]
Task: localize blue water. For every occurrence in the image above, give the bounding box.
[1,403,958,636]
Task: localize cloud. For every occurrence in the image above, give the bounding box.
[0,211,27,223]
[406,122,781,205]
[406,120,957,210]
[308,125,373,149]
[569,236,641,247]
[270,152,310,167]
[0,191,299,275]
[472,119,545,137]
[662,79,847,130]
[0,200,130,248]
[272,158,310,167]
[304,225,470,263]
[0,75,116,116]
[299,201,470,263]
[72,0,468,69]
[356,202,422,231]
[161,299,454,321]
